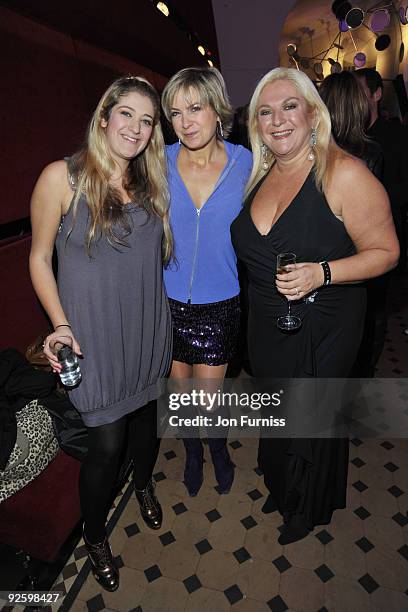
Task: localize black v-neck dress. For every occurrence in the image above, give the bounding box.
[231,170,366,530]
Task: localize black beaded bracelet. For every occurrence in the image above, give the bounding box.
[54,324,71,330]
[319,261,331,286]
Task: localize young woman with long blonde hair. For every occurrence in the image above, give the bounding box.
[30,76,172,591]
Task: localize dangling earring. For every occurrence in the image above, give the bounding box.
[178,138,181,145]
[261,143,269,171]
[217,119,224,138]
[308,128,317,161]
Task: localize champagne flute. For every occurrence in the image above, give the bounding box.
[276,252,302,331]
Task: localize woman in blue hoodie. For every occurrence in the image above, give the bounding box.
[162,67,252,496]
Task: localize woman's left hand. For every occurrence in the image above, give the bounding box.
[276,262,324,301]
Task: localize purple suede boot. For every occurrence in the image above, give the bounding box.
[183,438,204,496]
[209,438,235,494]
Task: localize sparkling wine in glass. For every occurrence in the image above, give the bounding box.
[276,252,302,331]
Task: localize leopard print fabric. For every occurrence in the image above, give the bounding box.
[0,400,59,503]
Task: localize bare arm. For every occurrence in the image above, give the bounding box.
[29,160,82,367]
[325,156,399,282]
[276,156,399,300]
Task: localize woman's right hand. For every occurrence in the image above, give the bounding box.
[43,327,82,373]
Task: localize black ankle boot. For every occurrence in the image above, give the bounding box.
[83,532,119,592]
[135,478,163,530]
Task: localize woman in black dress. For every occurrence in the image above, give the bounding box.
[231,67,399,544]
[319,70,387,377]
[319,71,383,179]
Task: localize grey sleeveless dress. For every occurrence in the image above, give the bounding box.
[56,192,172,427]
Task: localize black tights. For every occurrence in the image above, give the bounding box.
[80,400,159,543]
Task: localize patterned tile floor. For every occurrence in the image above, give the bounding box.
[51,274,408,611]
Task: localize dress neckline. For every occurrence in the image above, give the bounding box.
[248,168,313,238]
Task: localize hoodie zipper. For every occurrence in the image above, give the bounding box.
[185,153,239,304]
[187,208,200,303]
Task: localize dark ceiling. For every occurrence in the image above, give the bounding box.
[0,0,219,77]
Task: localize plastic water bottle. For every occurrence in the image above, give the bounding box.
[58,345,82,387]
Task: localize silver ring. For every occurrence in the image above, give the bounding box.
[295,287,300,296]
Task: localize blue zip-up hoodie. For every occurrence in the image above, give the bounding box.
[164,140,253,304]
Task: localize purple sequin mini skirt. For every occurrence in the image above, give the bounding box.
[168,296,240,366]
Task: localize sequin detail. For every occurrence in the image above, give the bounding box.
[168,296,240,366]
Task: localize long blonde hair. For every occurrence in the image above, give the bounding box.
[245,67,338,198]
[69,75,172,263]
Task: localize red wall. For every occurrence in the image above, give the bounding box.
[0,7,167,351]
[0,237,52,353]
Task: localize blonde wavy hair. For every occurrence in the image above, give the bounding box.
[245,67,338,198]
[161,67,234,138]
[69,75,172,263]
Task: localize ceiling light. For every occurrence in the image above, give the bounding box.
[375,34,391,51]
[198,45,205,56]
[314,62,323,76]
[399,6,408,25]
[207,60,214,67]
[370,8,390,33]
[330,61,342,73]
[345,7,364,30]
[156,2,169,17]
[338,19,348,32]
[331,0,352,21]
[353,52,366,67]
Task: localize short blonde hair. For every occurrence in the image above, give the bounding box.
[162,67,234,137]
[246,67,336,197]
